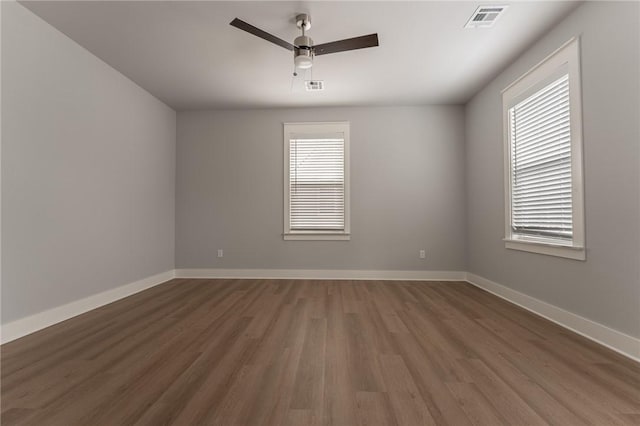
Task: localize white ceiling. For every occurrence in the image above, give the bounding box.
[20,1,580,110]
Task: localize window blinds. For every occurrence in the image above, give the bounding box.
[289,136,345,231]
[509,73,573,240]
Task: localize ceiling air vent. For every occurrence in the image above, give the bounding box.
[465,5,508,28]
[305,80,324,91]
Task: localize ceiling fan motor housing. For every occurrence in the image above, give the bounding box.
[294,35,313,49]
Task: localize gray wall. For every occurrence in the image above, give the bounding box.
[1,3,176,323]
[176,106,466,271]
[465,1,640,337]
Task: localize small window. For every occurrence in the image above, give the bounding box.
[502,38,585,260]
[283,122,350,240]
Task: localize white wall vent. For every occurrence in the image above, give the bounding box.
[465,5,508,28]
[305,80,324,91]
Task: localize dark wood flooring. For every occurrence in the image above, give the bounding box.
[2,279,639,425]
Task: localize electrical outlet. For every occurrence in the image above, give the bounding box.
[419,249,426,259]
[217,249,223,258]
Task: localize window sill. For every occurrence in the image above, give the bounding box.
[504,238,585,261]
[283,232,351,241]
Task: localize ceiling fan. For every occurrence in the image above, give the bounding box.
[230,13,379,71]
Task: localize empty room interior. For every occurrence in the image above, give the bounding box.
[2,0,639,425]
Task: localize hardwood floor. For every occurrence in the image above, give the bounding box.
[2,279,639,425]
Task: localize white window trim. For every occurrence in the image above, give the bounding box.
[502,37,585,261]
[283,122,351,241]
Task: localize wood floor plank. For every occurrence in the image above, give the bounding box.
[457,358,548,425]
[446,382,508,426]
[379,354,437,425]
[355,391,398,426]
[2,279,638,425]
[260,297,311,426]
[322,293,358,426]
[389,332,474,426]
[289,318,327,411]
[344,312,387,392]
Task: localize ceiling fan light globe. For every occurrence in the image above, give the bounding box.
[294,55,313,69]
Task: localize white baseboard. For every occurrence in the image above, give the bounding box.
[465,272,640,363]
[1,270,175,344]
[175,268,466,281]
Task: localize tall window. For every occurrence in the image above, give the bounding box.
[503,38,585,260]
[283,122,350,240]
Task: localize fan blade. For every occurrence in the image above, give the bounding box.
[230,18,295,51]
[313,33,379,56]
